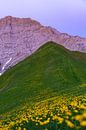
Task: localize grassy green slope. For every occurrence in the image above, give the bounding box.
[0,42,86,114]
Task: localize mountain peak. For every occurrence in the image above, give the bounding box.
[0,16,41,27]
[0,16,86,75]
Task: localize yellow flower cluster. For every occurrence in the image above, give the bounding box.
[0,95,86,130]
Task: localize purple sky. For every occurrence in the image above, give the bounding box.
[0,0,86,37]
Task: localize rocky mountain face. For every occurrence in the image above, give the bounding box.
[0,16,86,74]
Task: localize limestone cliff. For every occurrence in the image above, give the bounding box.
[0,16,86,74]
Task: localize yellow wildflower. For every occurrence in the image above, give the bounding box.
[23,128,26,130]
[52,115,58,120]
[57,117,64,123]
[80,121,86,127]
[70,101,77,107]
[39,118,50,125]
[36,123,38,126]
[66,120,74,128]
[79,105,86,109]
[9,121,15,126]
[18,127,21,130]
[75,115,83,121]
[66,111,72,116]
[82,112,86,118]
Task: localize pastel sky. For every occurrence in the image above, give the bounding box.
[0,0,86,37]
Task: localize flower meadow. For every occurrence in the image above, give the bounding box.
[0,95,86,130]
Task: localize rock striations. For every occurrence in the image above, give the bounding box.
[0,16,86,74]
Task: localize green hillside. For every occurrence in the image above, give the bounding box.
[0,42,86,114]
[0,42,86,130]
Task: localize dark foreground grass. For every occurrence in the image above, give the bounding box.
[0,95,86,130]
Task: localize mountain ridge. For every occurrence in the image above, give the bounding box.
[0,16,86,74]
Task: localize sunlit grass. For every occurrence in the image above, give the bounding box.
[0,42,86,130]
